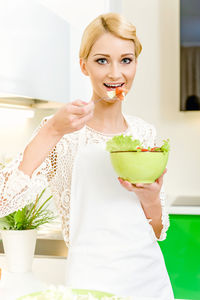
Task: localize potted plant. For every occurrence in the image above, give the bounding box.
[0,188,55,273]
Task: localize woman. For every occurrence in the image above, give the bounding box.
[0,13,174,299]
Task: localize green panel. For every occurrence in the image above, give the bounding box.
[159,214,200,300]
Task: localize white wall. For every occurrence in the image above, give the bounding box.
[0,109,55,162]
[122,0,200,201]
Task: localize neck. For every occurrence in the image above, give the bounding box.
[86,101,128,134]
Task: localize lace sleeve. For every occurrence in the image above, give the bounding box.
[157,187,170,241]
[0,117,57,218]
[145,124,169,241]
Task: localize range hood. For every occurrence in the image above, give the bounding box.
[0,0,70,109]
[0,94,63,109]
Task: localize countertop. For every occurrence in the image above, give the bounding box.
[0,223,63,241]
[167,195,200,215]
[168,205,200,214]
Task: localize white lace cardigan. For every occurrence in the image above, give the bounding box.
[0,115,169,246]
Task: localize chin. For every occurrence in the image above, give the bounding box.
[103,99,117,104]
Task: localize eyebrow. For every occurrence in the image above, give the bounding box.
[92,53,135,57]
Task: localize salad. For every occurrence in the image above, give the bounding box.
[18,286,130,300]
[106,135,170,153]
[107,87,128,101]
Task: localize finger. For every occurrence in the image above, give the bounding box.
[156,168,167,185]
[72,110,94,128]
[73,100,94,109]
[72,99,88,106]
[162,168,167,175]
[71,101,94,116]
[118,178,135,191]
[135,183,145,188]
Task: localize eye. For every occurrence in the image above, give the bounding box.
[96,58,108,65]
[121,57,132,64]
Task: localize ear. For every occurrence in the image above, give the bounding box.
[80,58,89,76]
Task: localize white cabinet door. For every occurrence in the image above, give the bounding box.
[0,0,121,104]
[40,0,122,102]
[0,0,70,103]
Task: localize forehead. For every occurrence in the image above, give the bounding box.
[89,32,135,56]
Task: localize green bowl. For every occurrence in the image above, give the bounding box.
[110,151,169,183]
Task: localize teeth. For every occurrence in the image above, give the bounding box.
[105,83,123,87]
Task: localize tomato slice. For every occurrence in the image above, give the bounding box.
[141,149,149,152]
[115,87,128,95]
[150,147,159,151]
[118,94,124,101]
[115,87,123,95]
[115,87,128,101]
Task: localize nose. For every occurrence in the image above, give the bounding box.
[107,62,121,80]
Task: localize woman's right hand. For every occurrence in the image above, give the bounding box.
[47,100,94,137]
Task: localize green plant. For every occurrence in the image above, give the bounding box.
[0,189,56,230]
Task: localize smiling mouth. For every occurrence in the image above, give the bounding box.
[104,83,124,89]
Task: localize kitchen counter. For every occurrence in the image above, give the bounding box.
[0,224,68,257]
[168,205,200,214]
[167,195,200,215]
[0,254,67,300]
[0,222,63,240]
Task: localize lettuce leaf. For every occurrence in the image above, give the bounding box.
[106,135,142,152]
[106,135,170,153]
[160,139,170,152]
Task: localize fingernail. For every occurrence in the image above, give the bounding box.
[118,177,122,182]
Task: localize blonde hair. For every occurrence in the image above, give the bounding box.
[79,13,142,60]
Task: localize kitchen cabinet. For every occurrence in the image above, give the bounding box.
[159,214,200,300]
[0,0,122,106]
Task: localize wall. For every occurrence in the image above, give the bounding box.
[122,0,200,202]
[0,109,55,162]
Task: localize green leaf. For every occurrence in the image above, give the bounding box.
[160,139,170,153]
[14,210,24,224]
[106,135,142,152]
[0,217,11,230]
[5,213,15,229]
[0,189,56,230]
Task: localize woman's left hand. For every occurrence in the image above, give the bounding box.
[118,169,167,206]
[118,169,167,238]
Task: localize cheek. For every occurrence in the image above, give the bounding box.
[90,69,106,83]
[129,66,137,81]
